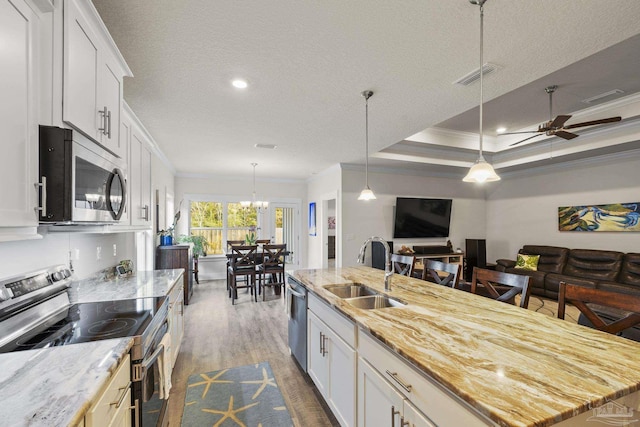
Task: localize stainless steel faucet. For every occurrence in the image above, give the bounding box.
[357,236,393,291]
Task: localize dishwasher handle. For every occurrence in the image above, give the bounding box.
[287,283,306,299]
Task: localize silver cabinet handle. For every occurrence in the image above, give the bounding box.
[142,205,149,221]
[110,381,131,408]
[386,370,412,393]
[322,334,328,357]
[391,405,400,427]
[319,332,324,355]
[98,106,108,135]
[106,109,112,138]
[34,176,47,217]
[400,416,410,427]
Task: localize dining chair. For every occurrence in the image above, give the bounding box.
[421,259,461,288]
[470,267,531,308]
[257,244,287,301]
[390,254,415,277]
[558,281,640,336]
[256,239,271,245]
[227,245,258,304]
[225,240,247,293]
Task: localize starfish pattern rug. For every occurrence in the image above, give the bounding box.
[181,361,293,427]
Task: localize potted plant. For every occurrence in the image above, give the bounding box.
[177,234,209,259]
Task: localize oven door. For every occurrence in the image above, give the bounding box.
[72,142,126,222]
[132,321,169,427]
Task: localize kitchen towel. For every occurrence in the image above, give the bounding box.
[157,332,172,399]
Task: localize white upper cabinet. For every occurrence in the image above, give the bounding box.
[0,0,45,233]
[123,104,152,228]
[62,0,131,159]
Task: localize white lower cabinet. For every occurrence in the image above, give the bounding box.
[358,357,434,427]
[85,353,132,427]
[358,330,491,427]
[169,282,185,367]
[308,293,356,427]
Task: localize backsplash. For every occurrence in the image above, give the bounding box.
[0,232,135,280]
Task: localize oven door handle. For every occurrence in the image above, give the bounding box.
[141,343,164,372]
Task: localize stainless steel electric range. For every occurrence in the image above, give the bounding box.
[0,265,169,427]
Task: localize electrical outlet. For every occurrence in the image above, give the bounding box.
[96,246,102,261]
[113,244,117,257]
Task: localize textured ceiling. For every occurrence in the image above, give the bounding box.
[92,0,640,180]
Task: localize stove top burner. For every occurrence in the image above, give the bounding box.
[0,296,164,353]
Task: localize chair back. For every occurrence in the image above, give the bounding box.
[228,245,257,271]
[262,244,286,271]
[558,282,640,335]
[227,240,245,251]
[391,254,415,276]
[471,267,531,308]
[256,239,271,245]
[422,259,461,288]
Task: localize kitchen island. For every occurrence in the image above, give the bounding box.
[290,266,640,427]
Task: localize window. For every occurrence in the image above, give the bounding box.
[189,201,257,255]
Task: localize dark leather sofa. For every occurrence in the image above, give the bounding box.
[496,246,640,341]
[496,245,640,299]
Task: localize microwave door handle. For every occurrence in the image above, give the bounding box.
[34,176,47,218]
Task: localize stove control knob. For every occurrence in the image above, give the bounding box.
[61,269,72,278]
[52,271,64,282]
[0,287,13,302]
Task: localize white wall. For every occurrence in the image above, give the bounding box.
[340,167,487,267]
[306,165,342,269]
[486,156,640,263]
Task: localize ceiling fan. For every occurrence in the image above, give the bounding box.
[503,85,622,146]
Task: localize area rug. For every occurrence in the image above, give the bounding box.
[182,361,293,427]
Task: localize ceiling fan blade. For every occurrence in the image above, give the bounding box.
[548,115,572,129]
[563,116,622,130]
[554,130,578,140]
[499,130,540,135]
[509,134,543,147]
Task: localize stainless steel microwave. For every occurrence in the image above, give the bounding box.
[37,126,126,224]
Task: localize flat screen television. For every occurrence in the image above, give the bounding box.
[393,197,452,238]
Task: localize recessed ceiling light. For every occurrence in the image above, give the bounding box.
[254,144,277,150]
[231,79,248,89]
[496,127,507,134]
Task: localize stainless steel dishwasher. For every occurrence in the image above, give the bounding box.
[287,276,307,372]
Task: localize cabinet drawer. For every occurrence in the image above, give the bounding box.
[358,330,491,427]
[86,353,131,426]
[308,292,356,348]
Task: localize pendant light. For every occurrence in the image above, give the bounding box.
[358,90,376,200]
[463,0,500,183]
[240,163,268,212]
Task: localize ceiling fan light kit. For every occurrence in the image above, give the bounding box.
[358,90,377,201]
[464,0,500,184]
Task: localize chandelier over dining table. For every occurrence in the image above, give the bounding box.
[240,162,269,212]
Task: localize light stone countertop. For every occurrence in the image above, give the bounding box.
[290,266,640,427]
[69,268,184,303]
[0,338,133,427]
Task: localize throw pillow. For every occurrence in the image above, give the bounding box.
[515,254,540,271]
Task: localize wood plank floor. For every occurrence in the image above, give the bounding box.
[165,279,339,426]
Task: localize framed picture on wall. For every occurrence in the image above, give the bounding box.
[309,202,317,236]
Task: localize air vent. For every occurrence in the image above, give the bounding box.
[581,89,625,104]
[453,63,499,86]
[254,144,277,150]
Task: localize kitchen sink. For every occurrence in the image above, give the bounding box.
[324,284,379,298]
[345,295,406,310]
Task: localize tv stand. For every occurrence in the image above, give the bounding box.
[412,252,464,270]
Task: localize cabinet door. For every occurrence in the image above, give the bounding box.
[129,131,151,226]
[358,357,404,427]
[307,311,329,397]
[0,0,39,228]
[63,0,100,140]
[403,399,436,427]
[107,387,132,427]
[169,285,185,367]
[326,325,356,427]
[98,58,123,157]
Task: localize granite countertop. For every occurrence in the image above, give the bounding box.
[0,338,133,427]
[290,266,640,427]
[70,268,184,303]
